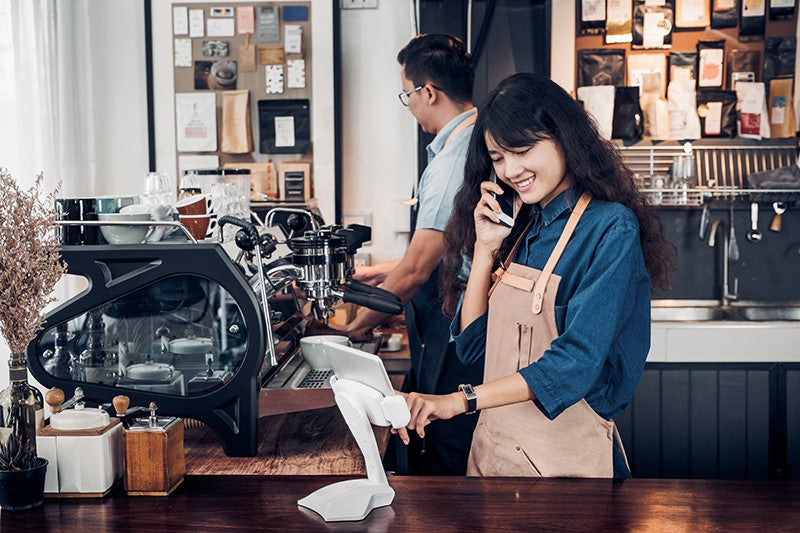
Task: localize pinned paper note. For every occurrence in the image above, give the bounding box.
[257,6,280,43]
[173,7,188,35]
[287,59,306,89]
[174,38,192,67]
[207,18,235,37]
[266,65,284,94]
[176,93,217,152]
[274,116,296,148]
[189,9,204,38]
[237,6,255,34]
[285,25,302,54]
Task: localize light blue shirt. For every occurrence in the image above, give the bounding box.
[414,108,477,232]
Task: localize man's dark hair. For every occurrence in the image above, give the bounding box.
[397,34,474,104]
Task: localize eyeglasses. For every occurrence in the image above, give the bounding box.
[398,85,423,106]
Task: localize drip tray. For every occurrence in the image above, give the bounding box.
[297,369,334,389]
[258,334,388,417]
[262,334,384,392]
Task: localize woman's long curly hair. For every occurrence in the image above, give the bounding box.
[441,73,673,316]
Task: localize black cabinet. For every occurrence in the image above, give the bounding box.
[785,364,800,479]
[615,363,796,479]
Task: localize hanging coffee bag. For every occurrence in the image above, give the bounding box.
[675,0,710,28]
[578,49,626,86]
[606,0,634,43]
[736,81,771,139]
[768,78,796,138]
[632,0,674,49]
[669,52,697,83]
[696,89,737,137]
[711,0,738,29]
[577,85,616,139]
[697,40,725,88]
[668,80,702,139]
[577,0,606,35]
[727,49,760,89]
[764,37,796,86]
[769,0,796,21]
[612,86,645,140]
[640,72,671,139]
[739,0,766,40]
[629,52,668,97]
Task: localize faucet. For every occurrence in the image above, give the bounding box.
[708,219,739,307]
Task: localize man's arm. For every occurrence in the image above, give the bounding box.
[346,229,444,332]
[352,259,402,286]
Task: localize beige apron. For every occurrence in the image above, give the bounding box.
[466,192,628,478]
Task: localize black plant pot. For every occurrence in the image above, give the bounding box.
[0,458,48,511]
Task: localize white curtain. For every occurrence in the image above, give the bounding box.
[0,0,97,194]
[0,0,98,389]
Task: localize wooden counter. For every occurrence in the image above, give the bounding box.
[3,476,799,531]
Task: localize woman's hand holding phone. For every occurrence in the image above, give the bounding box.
[474,179,514,255]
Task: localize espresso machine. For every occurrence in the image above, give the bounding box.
[28,207,402,456]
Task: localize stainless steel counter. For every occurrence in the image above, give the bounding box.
[649,301,800,362]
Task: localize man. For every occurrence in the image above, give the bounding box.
[346,34,482,475]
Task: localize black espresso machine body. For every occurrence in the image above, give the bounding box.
[27,243,265,456]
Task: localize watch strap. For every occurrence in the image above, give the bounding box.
[459,383,478,415]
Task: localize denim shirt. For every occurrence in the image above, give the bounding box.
[450,188,651,421]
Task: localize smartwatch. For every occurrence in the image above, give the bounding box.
[458,384,478,415]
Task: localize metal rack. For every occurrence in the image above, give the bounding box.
[619,139,797,189]
[640,187,800,207]
[56,219,198,243]
[619,140,800,207]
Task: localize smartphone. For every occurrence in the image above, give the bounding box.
[491,170,516,227]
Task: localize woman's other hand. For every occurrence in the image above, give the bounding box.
[404,391,467,438]
[474,181,513,255]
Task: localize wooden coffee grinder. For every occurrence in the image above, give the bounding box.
[113,395,186,496]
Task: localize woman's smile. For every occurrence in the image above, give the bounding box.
[510,175,535,193]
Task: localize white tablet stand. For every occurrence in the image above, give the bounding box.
[297,341,410,522]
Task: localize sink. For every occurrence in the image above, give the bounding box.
[651,307,727,321]
[729,307,800,321]
[652,304,800,322]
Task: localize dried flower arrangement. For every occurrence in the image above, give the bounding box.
[0,169,67,358]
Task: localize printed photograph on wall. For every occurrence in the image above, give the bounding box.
[194,60,238,90]
[201,40,230,57]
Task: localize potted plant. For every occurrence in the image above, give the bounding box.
[0,434,47,510]
[0,168,66,510]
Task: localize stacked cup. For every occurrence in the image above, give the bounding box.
[175,194,214,241]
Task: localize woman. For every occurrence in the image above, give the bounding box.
[396,73,672,478]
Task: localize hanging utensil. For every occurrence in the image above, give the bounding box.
[729,203,740,261]
[698,204,709,240]
[746,202,762,243]
[770,202,787,232]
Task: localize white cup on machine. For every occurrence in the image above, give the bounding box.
[299,335,351,371]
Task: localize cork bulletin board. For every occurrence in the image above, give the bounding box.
[172,2,314,200]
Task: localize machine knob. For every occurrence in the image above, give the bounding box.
[228,324,240,334]
[113,395,130,417]
[148,402,159,428]
[286,213,308,232]
[45,388,65,414]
